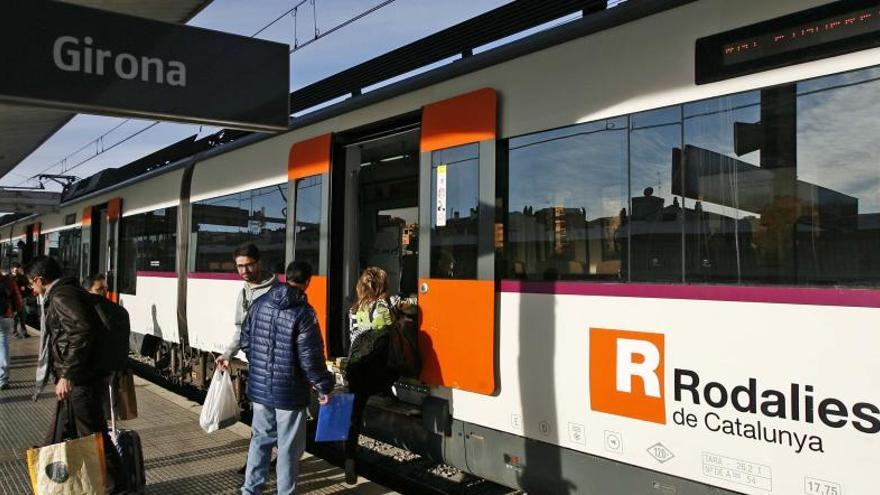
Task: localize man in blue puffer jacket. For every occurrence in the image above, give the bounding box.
[240,260,333,495]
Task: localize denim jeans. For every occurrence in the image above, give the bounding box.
[0,317,11,386]
[242,403,307,495]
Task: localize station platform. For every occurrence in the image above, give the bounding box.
[0,331,396,495]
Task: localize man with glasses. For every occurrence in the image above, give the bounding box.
[215,244,280,371]
[25,256,122,493]
[215,244,280,474]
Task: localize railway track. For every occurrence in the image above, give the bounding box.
[128,357,520,495]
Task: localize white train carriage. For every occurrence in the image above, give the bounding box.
[4,1,879,493]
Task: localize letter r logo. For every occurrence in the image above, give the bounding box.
[590,328,666,424]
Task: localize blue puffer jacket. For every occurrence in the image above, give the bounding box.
[241,283,333,410]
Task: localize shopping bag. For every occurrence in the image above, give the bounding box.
[315,393,354,442]
[199,369,239,433]
[26,433,107,495]
[115,370,138,420]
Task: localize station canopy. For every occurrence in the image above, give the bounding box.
[0,0,213,187]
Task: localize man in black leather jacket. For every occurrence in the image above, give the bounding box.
[26,256,122,494]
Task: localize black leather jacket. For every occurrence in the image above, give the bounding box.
[45,277,104,384]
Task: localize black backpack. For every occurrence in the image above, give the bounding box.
[385,301,422,379]
[90,293,131,373]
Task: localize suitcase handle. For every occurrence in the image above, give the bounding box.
[108,373,118,435]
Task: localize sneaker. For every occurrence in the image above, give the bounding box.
[344,458,356,485]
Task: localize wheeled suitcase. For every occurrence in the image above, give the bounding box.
[109,375,146,494]
[114,428,146,494]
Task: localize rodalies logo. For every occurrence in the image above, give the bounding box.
[588,328,880,454]
[589,328,666,424]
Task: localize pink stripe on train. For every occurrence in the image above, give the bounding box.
[136,271,177,279]
[499,280,880,308]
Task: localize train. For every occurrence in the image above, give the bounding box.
[3,1,878,493]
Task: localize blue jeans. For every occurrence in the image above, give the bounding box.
[0,317,11,386]
[242,403,307,495]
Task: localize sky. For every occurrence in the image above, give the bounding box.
[3,0,513,190]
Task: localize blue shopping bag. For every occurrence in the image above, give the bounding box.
[315,393,355,442]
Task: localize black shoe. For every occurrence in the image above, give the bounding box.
[344,458,356,485]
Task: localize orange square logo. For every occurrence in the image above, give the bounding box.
[590,328,666,424]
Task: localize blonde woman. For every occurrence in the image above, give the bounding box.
[343,267,398,484]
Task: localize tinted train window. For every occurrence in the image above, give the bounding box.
[682,69,880,286]
[44,231,60,257]
[118,207,177,294]
[501,65,880,287]
[191,184,286,273]
[629,107,684,282]
[682,91,763,283]
[57,228,81,280]
[44,229,81,280]
[794,68,880,285]
[293,176,321,273]
[431,144,479,279]
[506,118,628,281]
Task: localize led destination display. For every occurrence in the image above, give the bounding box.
[696,0,880,84]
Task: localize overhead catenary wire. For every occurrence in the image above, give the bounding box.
[21,118,132,185]
[291,0,397,54]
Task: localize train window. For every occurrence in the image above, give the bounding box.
[629,107,684,282]
[191,184,286,274]
[681,66,880,286]
[793,67,880,285]
[117,207,177,294]
[682,90,762,284]
[501,65,880,288]
[56,228,81,280]
[506,118,628,281]
[431,143,479,279]
[293,176,321,272]
[44,231,60,257]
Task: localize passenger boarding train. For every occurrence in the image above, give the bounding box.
[4,1,878,493]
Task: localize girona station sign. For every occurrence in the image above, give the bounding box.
[0,1,290,132]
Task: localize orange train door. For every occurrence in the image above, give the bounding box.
[417,88,497,395]
[288,134,331,357]
[78,199,122,300]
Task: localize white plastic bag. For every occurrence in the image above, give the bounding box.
[199,369,240,433]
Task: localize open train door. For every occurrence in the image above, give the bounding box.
[22,222,41,263]
[105,198,122,301]
[79,206,94,281]
[417,89,497,395]
[79,198,122,300]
